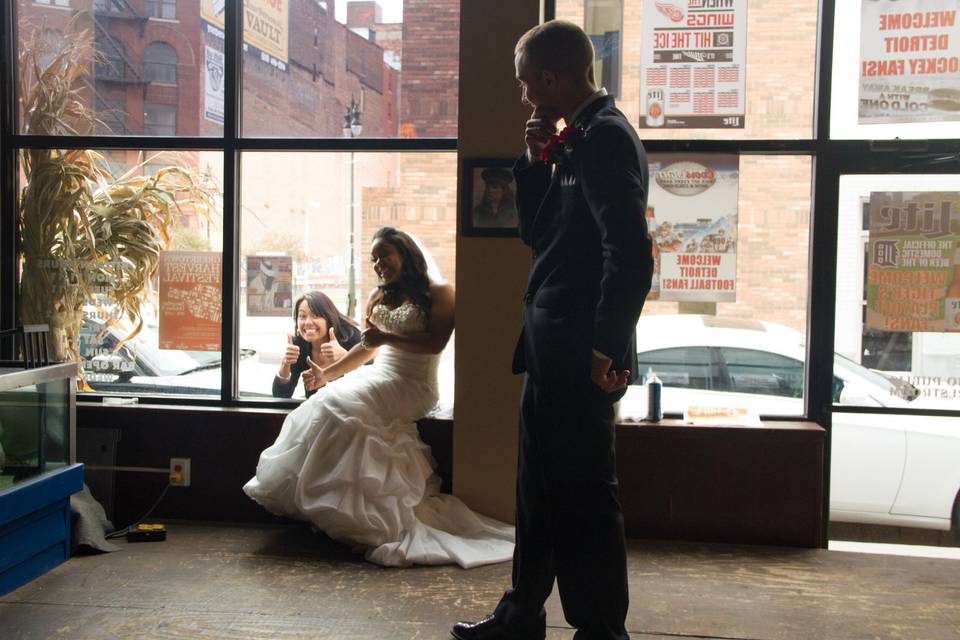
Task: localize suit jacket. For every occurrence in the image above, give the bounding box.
[512,95,653,397]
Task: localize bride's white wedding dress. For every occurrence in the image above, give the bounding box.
[243,302,515,568]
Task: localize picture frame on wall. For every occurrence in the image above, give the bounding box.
[460,157,519,237]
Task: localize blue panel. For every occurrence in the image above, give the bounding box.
[0,543,67,596]
[0,501,69,573]
[0,464,83,525]
[0,464,82,596]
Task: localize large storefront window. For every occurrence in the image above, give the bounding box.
[11,1,461,402]
[236,151,457,404]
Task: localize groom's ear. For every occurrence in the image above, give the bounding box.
[541,69,558,89]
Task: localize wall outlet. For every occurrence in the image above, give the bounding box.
[169,458,191,487]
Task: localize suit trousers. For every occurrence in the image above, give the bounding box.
[495,374,630,640]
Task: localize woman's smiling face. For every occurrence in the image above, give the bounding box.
[296,300,329,343]
[371,237,404,284]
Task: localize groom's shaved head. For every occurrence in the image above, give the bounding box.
[515,20,595,82]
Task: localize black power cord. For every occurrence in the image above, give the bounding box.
[105,480,173,540]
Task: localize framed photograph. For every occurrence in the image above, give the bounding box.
[460,157,519,237]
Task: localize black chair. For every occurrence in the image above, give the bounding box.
[0,324,51,369]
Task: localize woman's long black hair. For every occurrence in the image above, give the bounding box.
[373,226,432,312]
[292,290,357,345]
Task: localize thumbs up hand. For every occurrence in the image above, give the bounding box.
[302,355,328,391]
[281,334,299,366]
[320,327,347,362]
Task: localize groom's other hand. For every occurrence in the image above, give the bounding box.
[590,351,630,392]
[524,107,559,160]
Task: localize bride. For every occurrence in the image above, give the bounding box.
[243,226,514,568]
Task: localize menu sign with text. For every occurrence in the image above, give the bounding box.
[866,192,960,332]
[159,251,223,351]
[640,0,747,129]
[646,153,739,302]
[859,0,960,124]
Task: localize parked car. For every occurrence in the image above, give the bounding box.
[625,314,960,532]
[79,318,275,397]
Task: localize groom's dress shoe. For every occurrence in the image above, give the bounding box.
[450,615,537,640]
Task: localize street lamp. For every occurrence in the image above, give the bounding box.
[342,97,362,317]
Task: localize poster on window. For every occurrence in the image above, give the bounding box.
[866,192,960,332]
[246,256,293,317]
[859,0,960,124]
[201,0,289,69]
[159,251,223,351]
[646,153,739,302]
[639,0,747,129]
[204,46,224,125]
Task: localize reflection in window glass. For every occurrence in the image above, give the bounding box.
[557,0,818,139]
[837,175,960,405]
[240,0,459,137]
[238,152,457,404]
[17,149,224,397]
[17,1,205,136]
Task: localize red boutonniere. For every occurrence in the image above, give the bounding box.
[539,125,585,165]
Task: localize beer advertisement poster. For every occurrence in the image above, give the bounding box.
[246,256,294,317]
[159,251,223,351]
[866,192,960,332]
[639,0,747,129]
[859,0,960,124]
[646,153,739,302]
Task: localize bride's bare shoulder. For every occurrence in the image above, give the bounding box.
[429,281,454,300]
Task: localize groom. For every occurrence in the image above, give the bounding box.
[452,20,653,640]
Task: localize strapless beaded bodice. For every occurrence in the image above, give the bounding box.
[369,302,428,335]
[368,303,438,385]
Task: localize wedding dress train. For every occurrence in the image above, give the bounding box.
[243,302,514,568]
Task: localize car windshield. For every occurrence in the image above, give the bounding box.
[103,325,221,377]
[834,352,901,396]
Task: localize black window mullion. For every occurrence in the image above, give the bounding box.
[0,0,17,356]
[220,0,242,402]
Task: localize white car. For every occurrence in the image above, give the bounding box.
[622,314,960,532]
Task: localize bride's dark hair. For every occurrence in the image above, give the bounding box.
[373,226,431,312]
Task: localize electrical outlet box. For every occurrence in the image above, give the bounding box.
[169,457,191,487]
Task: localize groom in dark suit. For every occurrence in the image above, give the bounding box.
[453,19,653,640]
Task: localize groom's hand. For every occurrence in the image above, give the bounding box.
[591,351,630,392]
[525,107,560,160]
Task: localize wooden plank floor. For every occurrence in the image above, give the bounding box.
[2,523,958,639]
